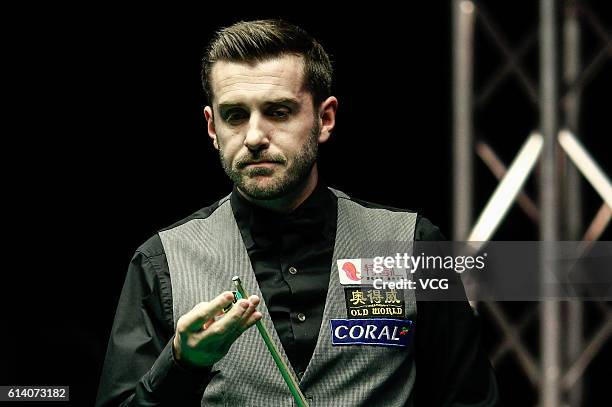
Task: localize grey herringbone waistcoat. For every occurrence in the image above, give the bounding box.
[159,189,417,406]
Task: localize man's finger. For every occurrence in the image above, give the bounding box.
[223,306,262,341]
[247,295,260,306]
[202,316,217,331]
[206,298,251,336]
[238,299,258,327]
[180,291,235,333]
[242,311,263,330]
[235,295,260,328]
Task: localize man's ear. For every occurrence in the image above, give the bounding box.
[317,96,338,144]
[204,106,219,150]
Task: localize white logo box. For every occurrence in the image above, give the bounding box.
[337,258,409,285]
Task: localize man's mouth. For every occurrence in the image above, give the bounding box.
[242,161,281,168]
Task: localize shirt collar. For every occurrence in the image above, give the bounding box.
[230,180,337,250]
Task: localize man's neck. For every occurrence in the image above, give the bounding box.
[237,166,319,214]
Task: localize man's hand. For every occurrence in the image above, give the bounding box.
[173,291,262,368]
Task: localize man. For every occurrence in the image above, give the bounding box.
[96,19,499,406]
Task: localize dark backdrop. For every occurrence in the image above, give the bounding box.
[3,1,610,406]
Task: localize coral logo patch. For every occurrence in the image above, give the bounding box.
[330,318,413,347]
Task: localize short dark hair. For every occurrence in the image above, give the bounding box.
[202,19,333,106]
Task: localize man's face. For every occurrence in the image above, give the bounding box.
[204,55,330,200]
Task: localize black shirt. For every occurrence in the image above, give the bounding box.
[230,182,337,377]
[95,185,498,407]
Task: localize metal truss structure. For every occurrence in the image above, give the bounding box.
[451,0,611,406]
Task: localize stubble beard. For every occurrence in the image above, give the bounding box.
[218,119,320,200]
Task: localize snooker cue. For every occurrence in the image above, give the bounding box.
[232,276,310,407]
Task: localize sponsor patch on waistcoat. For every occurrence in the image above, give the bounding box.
[337,258,408,285]
[330,318,413,347]
[344,287,406,319]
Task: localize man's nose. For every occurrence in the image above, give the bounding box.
[244,114,270,151]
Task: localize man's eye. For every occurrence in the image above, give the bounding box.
[224,110,247,123]
[268,108,290,119]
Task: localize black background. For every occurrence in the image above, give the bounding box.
[3,1,611,406]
